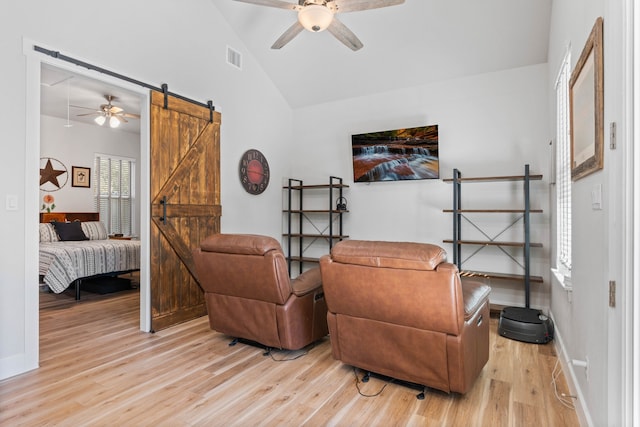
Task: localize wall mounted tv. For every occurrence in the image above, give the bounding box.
[351,124,439,182]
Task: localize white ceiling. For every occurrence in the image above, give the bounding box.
[40,64,142,134]
[212,0,552,108]
[40,0,552,124]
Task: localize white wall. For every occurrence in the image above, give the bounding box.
[40,115,141,233]
[1,0,292,379]
[291,64,551,309]
[547,0,628,425]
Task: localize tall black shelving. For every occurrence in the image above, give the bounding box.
[283,176,349,275]
[443,164,543,308]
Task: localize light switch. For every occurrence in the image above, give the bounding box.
[6,195,18,211]
[591,184,602,210]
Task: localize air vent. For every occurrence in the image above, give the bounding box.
[226,46,242,70]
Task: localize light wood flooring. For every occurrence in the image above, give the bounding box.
[0,285,579,426]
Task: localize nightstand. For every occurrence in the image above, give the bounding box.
[108,235,132,240]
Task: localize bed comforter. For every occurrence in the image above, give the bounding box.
[39,239,141,293]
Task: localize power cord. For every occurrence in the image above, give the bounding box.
[352,368,393,397]
[263,342,317,362]
[551,358,577,410]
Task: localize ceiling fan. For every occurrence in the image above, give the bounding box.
[74,95,140,128]
[233,0,405,51]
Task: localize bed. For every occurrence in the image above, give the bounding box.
[39,212,140,300]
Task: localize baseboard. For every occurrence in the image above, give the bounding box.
[548,311,593,427]
[0,353,38,381]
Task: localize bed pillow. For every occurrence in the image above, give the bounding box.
[39,223,59,242]
[52,221,89,241]
[81,221,108,240]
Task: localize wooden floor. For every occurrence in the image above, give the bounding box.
[0,286,579,426]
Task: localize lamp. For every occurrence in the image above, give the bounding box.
[298,4,334,32]
[94,113,121,128]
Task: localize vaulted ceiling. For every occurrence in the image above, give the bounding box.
[40,0,552,127]
[211,0,552,108]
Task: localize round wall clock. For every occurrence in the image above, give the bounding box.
[239,149,270,195]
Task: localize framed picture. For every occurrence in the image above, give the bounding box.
[71,166,91,188]
[351,124,439,183]
[569,17,604,181]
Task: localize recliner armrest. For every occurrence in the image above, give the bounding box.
[291,267,322,296]
[462,280,491,320]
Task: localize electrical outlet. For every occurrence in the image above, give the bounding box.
[5,195,17,211]
[571,358,589,382]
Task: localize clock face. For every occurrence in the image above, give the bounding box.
[239,149,270,194]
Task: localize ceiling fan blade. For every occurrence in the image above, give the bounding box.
[109,106,124,114]
[114,115,128,124]
[271,21,304,49]
[327,17,363,51]
[76,112,100,117]
[333,0,404,13]
[122,113,141,119]
[233,0,300,10]
[70,105,99,111]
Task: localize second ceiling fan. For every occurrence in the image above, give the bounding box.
[74,95,140,128]
[234,0,405,51]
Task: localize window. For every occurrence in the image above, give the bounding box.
[94,154,136,236]
[555,50,572,279]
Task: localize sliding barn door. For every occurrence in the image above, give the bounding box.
[149,91,221,331]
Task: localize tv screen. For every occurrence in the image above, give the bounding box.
[351,124,439,182]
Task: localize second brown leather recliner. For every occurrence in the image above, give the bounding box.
[320,239,491,394]
[192,233,329,350]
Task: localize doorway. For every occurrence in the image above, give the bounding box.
[26,49,152,370]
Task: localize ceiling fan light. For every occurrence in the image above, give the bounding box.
[109,116,120,128]
[94,115,106,126]
[298,5,333,32]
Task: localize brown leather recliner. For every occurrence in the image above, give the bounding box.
[319,240,491,394]
[192,234,329,350]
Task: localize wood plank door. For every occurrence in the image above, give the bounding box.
[150,91,221,331]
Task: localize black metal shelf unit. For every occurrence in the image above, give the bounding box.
[283,176,349,275]
[444,164,543,308]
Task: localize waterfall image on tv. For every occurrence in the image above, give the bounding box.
[351,124,439,182]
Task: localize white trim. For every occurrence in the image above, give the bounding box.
[554,43,572,89]
[630,0,640,423]
[551,267,572,291]
[549,311,593,427]
[22,39,152,343]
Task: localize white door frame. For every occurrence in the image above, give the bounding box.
[630,1,639,423]
[23,39,152,370]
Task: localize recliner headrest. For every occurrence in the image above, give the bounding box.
[199,234,281,256]
[330,240,447,271]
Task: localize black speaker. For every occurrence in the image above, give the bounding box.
[336,196,347,211]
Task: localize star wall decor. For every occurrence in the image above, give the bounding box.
[40,157,68,192]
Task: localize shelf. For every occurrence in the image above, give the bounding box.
[446,165,542,309]
[443,239,542,248]
[443,174,543,183]
[284,210,350,214]
[284,176,348,275]
[443,209,543,213]
[284,233,350,239]
[459,270,544,283]
[288,256,320,264]
[283,184,350,190]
